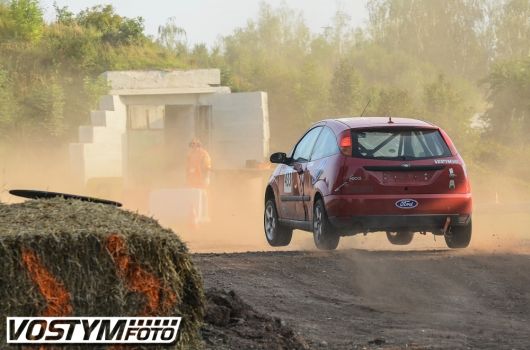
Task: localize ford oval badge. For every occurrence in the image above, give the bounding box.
[395,199,418,209]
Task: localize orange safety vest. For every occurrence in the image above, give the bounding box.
[186,148,211,189]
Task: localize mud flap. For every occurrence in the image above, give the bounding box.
[442,216,451,236]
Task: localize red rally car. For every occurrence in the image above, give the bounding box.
[264,117,472,250]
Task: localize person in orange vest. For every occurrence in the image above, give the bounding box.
[186,138,212,189]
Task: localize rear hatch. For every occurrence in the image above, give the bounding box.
[337,127,468,195]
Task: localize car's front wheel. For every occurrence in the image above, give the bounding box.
[264,199,292,247]
[445,220,472,248]
[313,199,340,250]
[386,231,414,245]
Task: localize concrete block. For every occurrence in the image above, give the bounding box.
[98,95,126,113]
[79,126,124,144]
[70,142,123,183]
[103,69,221,91]
[90,110,126,131]
[207,91,270,169]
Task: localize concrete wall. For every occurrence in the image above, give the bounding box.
[205,91,270,169]
[104,69,221,91]
[121,93,202,106]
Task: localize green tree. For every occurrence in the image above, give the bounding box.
[0,2,187,145]
[189,44,210,67]
[22,77,65,140]
[376,87,415,117]
[83,75,109,109]
[330,58,362,115]
[0,3,11,37]
[76,5,145,45]
[367,0,490,79]
[157,17,187,54]
[422,74,480,156]
[295,59,330,125]
[0,68,16,132]
[424,75,466,128]
[481,56,530,177]
[54,3,74,25]
[484,58,530,145]
[493,0,530,59]
[220,3,313,148]
[3,0,44,42]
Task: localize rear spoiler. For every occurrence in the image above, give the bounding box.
[363,165,445,172]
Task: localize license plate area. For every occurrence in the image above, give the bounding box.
[382,171,433,184]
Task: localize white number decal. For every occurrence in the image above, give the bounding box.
[284,172,293,193]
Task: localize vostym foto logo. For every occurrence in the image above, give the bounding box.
[395,199,419,209]
[7,317,181,344]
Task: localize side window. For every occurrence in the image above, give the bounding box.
[292,127,322,163]
[311,127,339,160]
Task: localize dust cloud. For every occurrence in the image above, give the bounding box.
[1,142,529,255]
[0,145,80,202]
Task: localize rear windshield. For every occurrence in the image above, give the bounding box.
[351,129,452,160]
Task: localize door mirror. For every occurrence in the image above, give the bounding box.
[270,152,289,164]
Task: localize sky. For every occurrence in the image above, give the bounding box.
[39,0,368,47]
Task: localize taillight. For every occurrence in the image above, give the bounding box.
[339,131,352,156]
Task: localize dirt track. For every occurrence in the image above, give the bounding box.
[194,248,530,349]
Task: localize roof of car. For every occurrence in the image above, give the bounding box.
[326,117,437,129]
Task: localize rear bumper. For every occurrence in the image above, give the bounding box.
[329,214,471,235]
[325,193,472,234]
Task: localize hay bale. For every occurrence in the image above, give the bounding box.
[0,198,204,350]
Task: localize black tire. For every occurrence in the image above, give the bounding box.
[445,219,472,248]
[313,199,340,250]
[264,199,292,247]
[386,231,414,245]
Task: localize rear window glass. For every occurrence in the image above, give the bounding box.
[351,129,452,160]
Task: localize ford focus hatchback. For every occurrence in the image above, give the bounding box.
[264,117,472,250]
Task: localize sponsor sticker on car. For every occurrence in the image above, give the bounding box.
[434,159,459,165]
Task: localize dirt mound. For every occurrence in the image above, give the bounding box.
[201,289,310,350]
[0,198,204,349]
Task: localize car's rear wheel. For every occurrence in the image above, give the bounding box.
[386,231,414,245]
[313,199,340,250]
[264,199,292,246]
[445,220,472,248]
